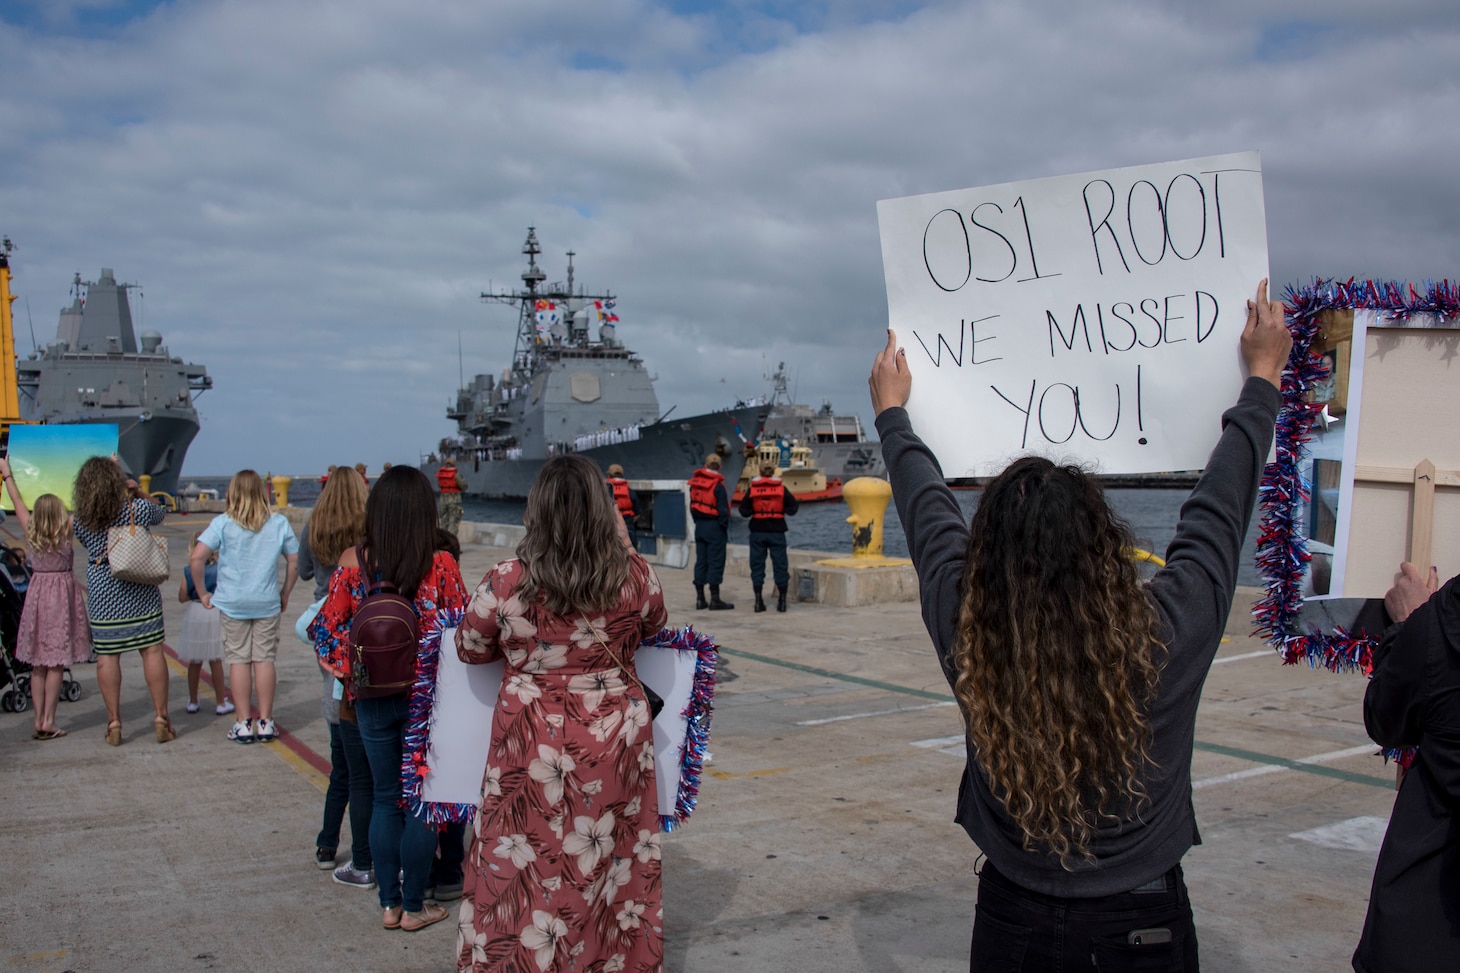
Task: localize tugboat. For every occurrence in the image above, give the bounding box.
[6,255,211,498]
[758,362,884,481]
[732,437,843,504]
[426,228,767,498]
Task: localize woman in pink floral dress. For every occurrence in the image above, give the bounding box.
[455,455,668,973]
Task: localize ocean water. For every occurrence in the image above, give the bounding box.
[188,476,1261,587]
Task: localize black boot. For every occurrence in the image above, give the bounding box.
[695,585,707,610]
[776,586,787,612]
[708,586,735,611]
[753,587,766,613]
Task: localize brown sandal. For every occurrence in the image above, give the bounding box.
[400,904,449,932]
[154,717,176,743]
[105,723,123,746]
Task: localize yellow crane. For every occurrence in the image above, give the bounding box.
[0,236,27,433]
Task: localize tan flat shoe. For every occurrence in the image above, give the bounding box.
[105,723,122,746]
[400,904,449,932]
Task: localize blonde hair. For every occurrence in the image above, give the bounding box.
[307,466,368,566]
[226,469,270,532]
[26,494,71,553]
[516,455,631,616]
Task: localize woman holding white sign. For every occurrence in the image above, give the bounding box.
[869,281,1290,970]
[454,454,668,973]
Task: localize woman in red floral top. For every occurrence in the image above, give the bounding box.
[311,466,468,933]
[454,455,669,973]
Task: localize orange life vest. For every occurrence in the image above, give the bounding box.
[436,466,462,494]
[608,477,634,517]
[688,468,723,516]
[748,477,785,519]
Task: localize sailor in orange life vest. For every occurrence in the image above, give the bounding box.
[435,457,466,537]
[688,453,734,610]
[605,463,641,548]
[738,460,799,612]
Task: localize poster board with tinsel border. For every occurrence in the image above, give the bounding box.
[1255,280,1459,676]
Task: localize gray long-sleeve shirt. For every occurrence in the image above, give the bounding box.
[877,376,1280,897]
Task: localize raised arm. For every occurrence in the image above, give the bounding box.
[0,458,29,534]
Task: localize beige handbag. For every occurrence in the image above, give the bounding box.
[106,501,170,585]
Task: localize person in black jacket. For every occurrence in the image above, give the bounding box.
[869,279,1289,971]
[738,460,800,612]
[688,454,734,610]
[1353,561,1460,972]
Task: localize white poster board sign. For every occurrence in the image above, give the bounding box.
[877,152,1269,476]
[421,630,698,821]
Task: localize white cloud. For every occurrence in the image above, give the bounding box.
[1,0,1457,474]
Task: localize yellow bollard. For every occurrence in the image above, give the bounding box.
[843,476,894,557]
[138,474,151,495]
[271,475,293,508]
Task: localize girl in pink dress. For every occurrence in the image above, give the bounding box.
[0,458,92,739]
[455,454,668,973]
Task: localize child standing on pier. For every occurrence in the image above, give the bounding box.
[0,458,92,739]
[190,469,298,744]
[176,532,233,716]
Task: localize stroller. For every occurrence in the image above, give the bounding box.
[0,539,82,713]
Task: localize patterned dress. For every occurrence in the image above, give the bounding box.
[455,554,668,973]
[73,497,167,654]
[15,546,92,666]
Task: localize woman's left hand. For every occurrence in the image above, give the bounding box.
[869,328,912,415]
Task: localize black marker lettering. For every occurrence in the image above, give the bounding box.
[1075,384,1120,441]
[1126,180,1168,266]
[969,202,1017,284]
[1195,291,1218,342]
[1162,294,1187,344]
[1108,302,1139,352]
[1138,299,1163,349]
[923,208,971,292]
[992,381,1037,448]
[1037,383,1079,444]
[1165,173,1207,260]
[969,315,1002,365]
[1047,305,1093,357]
[1013,196,1060,282]
[912,327,964,367]
[1082,180,1128,275]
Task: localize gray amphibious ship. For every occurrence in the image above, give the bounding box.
[425,229,766,499]
[17,269,212,497]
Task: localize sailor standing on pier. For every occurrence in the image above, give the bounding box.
[689,453,734,610]
[605,463,640,549]
[435,457,465,537]
[740,460,799,612]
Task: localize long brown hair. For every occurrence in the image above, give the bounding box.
[516,455,630,616]
[73,456,129,532]
[308,466,368,567]
[953,457,1164,867]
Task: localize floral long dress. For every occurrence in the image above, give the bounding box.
[455,554,668,973]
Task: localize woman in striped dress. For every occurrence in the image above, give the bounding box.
[72,456,172,746]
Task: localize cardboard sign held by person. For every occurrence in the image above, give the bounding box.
[877,151,1269,477]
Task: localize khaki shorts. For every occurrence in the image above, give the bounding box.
[221,612,282,665]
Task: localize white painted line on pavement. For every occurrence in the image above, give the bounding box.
[1192,744,1376,789]
[1289,816,1389,854]
[1211,649,1274,665]
[910,734,967,757]
[797,701,958,726]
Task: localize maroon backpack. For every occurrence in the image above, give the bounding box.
[349,548,420,699]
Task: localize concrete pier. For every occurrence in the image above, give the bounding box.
[1,517,1394,971]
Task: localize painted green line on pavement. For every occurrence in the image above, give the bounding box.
[1192,740,1392,790]
[721,647,1394,790]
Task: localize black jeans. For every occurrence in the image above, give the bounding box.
[970,861,1198,972]
[316,719,374,869]
[693,520,728,586]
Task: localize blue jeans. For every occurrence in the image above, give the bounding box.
[355,694,438,911]
[970,860,1198,971]
[431,821,467,887]
[316,719,374,870]
[748,532,789,589]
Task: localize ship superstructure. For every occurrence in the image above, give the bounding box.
[16,268,212,496]
[759,362,885,481]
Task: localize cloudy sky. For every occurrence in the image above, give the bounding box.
[2,0,1457,476]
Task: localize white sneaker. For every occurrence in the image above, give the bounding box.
[215,700,236,716]
[227,719,255,744]
[255,717,277,742]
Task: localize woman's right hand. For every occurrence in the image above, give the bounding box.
[1240,278,1291,390]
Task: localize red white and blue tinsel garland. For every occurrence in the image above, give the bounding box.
[403,621,720,831]
[1253,278,1459,766]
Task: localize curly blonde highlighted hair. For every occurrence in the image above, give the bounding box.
[516,455,630,616]
[26,494,71,554]
[73,456,128,533]
[954,457,1164,867]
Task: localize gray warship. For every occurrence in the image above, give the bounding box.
[16,268,212,497]
[758,362,885,481]
[426,228,766,499]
